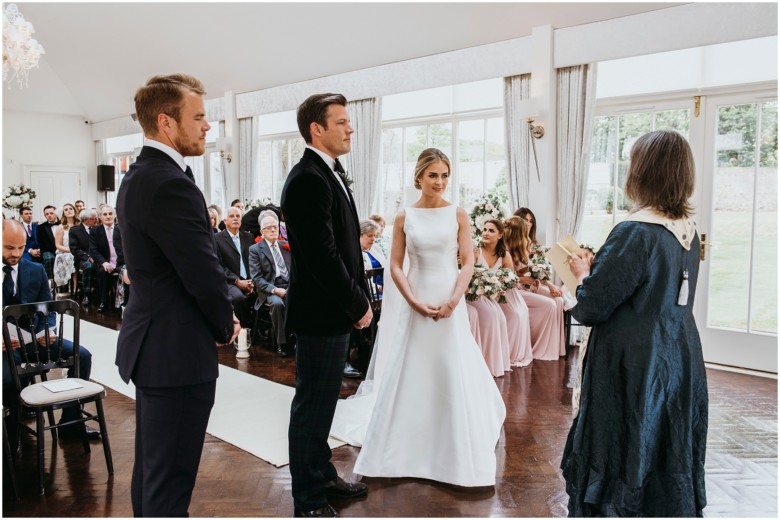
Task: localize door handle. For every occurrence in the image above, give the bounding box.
[700,232,707,261]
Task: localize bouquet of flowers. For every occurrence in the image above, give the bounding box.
[243,197,275,210]
[579,243,597,255]
[469,192,510,239]
[465,266,504,302]
[3,184,36,211]
[528,243,553,283]
[495,267,520,304]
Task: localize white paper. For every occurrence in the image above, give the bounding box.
[41,379,84,393]
[6,322,33,344]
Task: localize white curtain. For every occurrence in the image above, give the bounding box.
[556,64,596,239]
[344,97,382,218]
[503,74,531,211]
[238,117,256,202]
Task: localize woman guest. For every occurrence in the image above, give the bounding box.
[504,216,565,360]
[53,203,79,293]
[561,130,707,516]
[514,206,567,355]
[359,219,383,294]
[368,214,389,262]
[479,219,532,368]
[207,207,220,233]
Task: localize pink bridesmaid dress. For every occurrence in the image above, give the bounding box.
[466,303,482,346]
[466,250,512,377]
[515,261,566,360]
[489,255,533,367]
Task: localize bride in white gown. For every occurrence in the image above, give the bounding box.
[331,148,506,487]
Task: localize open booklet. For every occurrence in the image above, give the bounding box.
[543,235,585,294]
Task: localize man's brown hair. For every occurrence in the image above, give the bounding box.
[296,93,347,144]
[134,73,206,135]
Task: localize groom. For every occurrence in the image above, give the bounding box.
[281,93,372,518]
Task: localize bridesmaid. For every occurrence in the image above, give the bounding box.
[504,216,565,360]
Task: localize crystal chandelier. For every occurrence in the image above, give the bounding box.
[2,3,45,88]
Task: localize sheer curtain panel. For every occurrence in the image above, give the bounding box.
[556,64,595,239]
[344,97,382,218]
[239,117,256,202]
[503,74,532,211]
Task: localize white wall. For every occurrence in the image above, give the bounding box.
[3,110,97,210]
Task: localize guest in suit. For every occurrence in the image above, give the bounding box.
[242,203,281,239]
[36,205,59,280]
[19,206,41,263]
[281,93,372,518]
[74,200,85,214]
[89,205,124,313]
[248,214,292,356]
[217,199,243,231]
[215,206,255,327]
[2,220,97,451]
[70,208,98,306]
[116,73,239,517]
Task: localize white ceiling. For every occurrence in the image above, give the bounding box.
[2,2,682,123]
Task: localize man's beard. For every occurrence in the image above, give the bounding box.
[173,135,204,157]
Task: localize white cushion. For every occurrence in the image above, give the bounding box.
[20,379,105,407]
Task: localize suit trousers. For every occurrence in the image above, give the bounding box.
[267,294,287,345]
[132,380,216,517]
[227,284,252,328]
[288,333,350,510]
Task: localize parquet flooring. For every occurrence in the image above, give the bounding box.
[2,307,777,517]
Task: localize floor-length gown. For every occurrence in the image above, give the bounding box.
[466,250,513,376]
[483,252,532,367]
[515,261,565,360]
[53,227,75,287]
[334,205,506,487]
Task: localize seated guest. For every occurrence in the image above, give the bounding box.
[504,216,565,359]
[359,219,383,294]
[208,207,221,233]
[70,208,98,306]
[248,214,292,356]
[242,203,281,239]
[2,220,98,453]
[215,206,255,327]
[53,203,79,294]
[74,200,85,214]
[368,214,389,261]
[218,199,244,231]
[89,205,124,313]
[19,206,41,263]
[36,204,60,281]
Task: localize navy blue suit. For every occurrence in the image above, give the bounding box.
[116,145,233,517]
[2,259,92,445]
[21,221,39,262]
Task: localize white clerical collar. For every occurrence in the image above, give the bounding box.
[144,137,187,172]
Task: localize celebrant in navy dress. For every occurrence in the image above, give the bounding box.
[562,130,708,517]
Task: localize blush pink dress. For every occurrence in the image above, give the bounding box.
[487,253,533,367]
[465,250,512,377]
[515,261,566,360]
[466,303,482,346]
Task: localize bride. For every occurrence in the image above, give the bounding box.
[332,148,506,487]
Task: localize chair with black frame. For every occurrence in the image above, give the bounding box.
[349,267,383,374]
[3,406,18,500]
[2,299,113,495]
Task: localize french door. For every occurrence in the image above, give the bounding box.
[694,91,778,372]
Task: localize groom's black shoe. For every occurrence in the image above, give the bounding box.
[324,476,368,499]
[294,504,339,517]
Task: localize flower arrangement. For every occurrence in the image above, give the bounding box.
[466,266,518,303]
[495,267,520,303]
[244,197,276,211]
[528,243,553,283]
[3,184,36,211]
[469,193,510,239]
[579,243,597,255]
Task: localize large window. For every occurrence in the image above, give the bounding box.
[378,79,506,225]
[581,107,690,248]
[256,111,301,203]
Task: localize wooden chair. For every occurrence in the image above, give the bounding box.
[2,299,113,495]
[2,406,18,500]
[564,310,587,353]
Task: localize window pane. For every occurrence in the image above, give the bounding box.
[582,116,617,248]
[380,128,404,223]
[404,126,427,187]
[616,113,652,222]
[457,119,485,210]
[708,103,757,331]
[256,141,274,201]
[209,151,225,210]
[485,117,507,200]
[429,123,452,157]
[655,109,690,137]
[751,101,778,333]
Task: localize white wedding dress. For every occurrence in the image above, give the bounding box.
[330,205,506,487]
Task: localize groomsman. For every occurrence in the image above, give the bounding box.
[18,206,40,262]
[281,93,371,517]
[116,73,238,517]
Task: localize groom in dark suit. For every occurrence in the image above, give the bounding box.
[281,93,372,517]
[116,73,239,517]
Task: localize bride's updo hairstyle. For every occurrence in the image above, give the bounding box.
[413,148,450,189]
[503,216,531,267]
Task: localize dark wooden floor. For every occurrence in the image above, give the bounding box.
[2,306,777,517]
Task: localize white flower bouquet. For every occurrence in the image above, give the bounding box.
[466,266,509,303]
[3,184,37,211]
[469,192,510,239]
[528,243,553,283]
[495,267,520,303]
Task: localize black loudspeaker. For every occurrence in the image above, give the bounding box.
[98,165,115,191]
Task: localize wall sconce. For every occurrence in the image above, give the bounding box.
[217,137,233,163]
[527,117,545,139]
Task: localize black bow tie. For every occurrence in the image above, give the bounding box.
[333,158,346,174]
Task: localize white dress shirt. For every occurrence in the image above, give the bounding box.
[306,145,348,195]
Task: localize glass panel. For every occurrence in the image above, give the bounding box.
[751,101,778,333]
[256,141,274,202]
[428,123,452,158]
[209,151,226,211]
[380,128,403,223]
[485,117,507,200]
[616,112,652,223]
[655,109,690,137]
[708,103,757,331]
[582,115,617,249]
[403,126,427,187]
[456,119,485,211]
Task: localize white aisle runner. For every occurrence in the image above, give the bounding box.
[74,317,345,467]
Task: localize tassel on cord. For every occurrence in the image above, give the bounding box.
[677,268,689,306]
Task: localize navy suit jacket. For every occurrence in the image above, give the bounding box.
[4,259,56,331]
[115,146,233,387]
[69,224,92,265]
[280,148,369,335]
[21,222,39,262]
